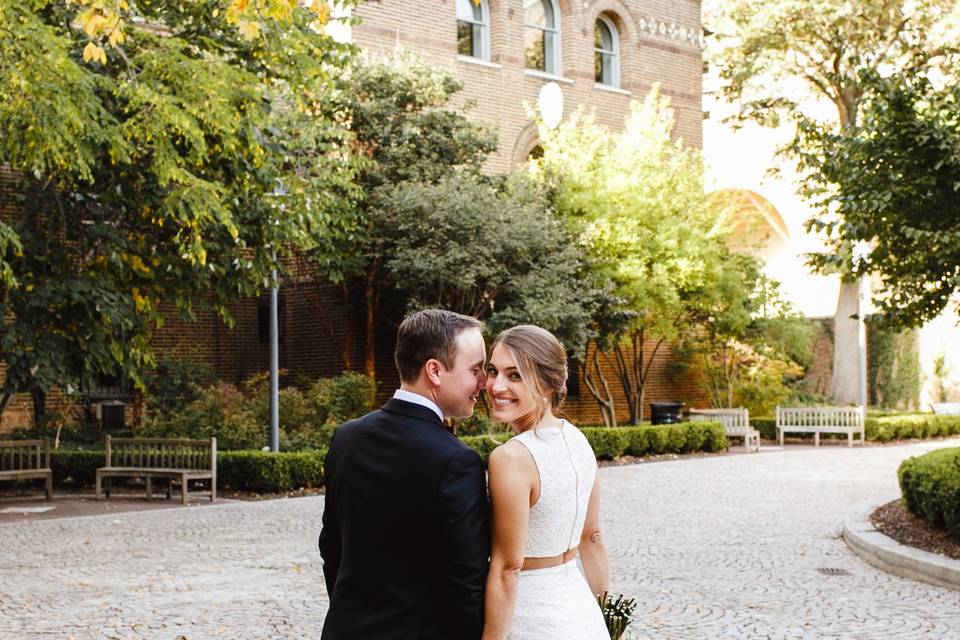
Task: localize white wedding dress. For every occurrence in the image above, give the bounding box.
[507,420,609,640]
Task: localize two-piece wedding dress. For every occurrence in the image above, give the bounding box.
[506,420,609,640]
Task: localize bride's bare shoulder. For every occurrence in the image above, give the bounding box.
[489,438,535,469]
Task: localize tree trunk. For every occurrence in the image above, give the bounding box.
[364,259,382,380]
[581,341,617,427]
[832,279,863,405]
[338,282,353,371]
[0,391,11,422]
[31,387,46,427]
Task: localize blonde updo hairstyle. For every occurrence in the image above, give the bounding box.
[491,325,568,427]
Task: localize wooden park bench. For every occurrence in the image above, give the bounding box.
[689,408,760,452]
[0,439,53,500]
[931,402,960,416]
[96,436,216,505]
[776,406,864,447]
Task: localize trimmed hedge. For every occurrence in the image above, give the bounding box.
[898,447,960,538]
[750,414,960,443]
[49,448,326,493]
[218,450,326,493]
[461,422,728,462]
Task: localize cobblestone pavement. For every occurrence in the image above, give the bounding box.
[2,439,960,639]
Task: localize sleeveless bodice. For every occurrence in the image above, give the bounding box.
[511,420,597,558]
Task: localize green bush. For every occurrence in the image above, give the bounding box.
[143,358,217,418]
[306,372,377,425]
[898,447,960,538]
[140,372,376,451]
[139,382,265,450]
[750,413,960,443]
[51,448,328,492]
[218,450,326,493]
[455,412,505,436]
[461,422,727,462]
[51,449,103,487]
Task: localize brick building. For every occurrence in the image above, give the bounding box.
[0,0,707,432]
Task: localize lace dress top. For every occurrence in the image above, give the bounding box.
[511,420,597,558]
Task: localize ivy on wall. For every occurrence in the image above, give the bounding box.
[866,316,921,410]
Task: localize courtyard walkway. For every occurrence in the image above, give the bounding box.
[1,439,959,639]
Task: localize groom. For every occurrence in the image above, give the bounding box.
[318,309,490,639]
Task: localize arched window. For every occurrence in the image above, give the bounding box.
[457,0,490,61]
[594,16,619,87]
[524,0,561,74]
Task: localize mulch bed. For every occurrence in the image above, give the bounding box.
[870,499,960,561]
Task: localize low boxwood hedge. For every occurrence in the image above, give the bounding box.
[750,414,960,443]
[461,422,727,462]
[49,448,326,493]
[898,447,960,538]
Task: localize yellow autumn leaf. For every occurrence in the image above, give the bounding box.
[314,0,330,26]
[237,20,260,40]
[108,28,125,47]
[82,42,102,63]
[25,284,34,292]
[82,13,106,37]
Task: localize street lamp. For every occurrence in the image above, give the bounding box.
[266,181,288,453]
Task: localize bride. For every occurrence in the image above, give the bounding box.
[481,325,610,640]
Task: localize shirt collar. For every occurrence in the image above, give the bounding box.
[393,389,444,422]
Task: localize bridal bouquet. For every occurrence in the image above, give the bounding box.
[597,592,637,640]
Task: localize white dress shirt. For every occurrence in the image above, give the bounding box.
[393,389,444,422]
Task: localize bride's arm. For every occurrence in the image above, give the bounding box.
[482,443,535,640]
[579,474,609,598]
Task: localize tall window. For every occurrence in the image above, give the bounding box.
[594,16,619,87]
[457,0,489,61]
[524,0,560,74]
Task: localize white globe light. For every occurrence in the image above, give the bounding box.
[538,82,564,130]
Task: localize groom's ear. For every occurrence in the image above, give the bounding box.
[424,358,443,386]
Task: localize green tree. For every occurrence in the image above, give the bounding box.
[0,1,360,418]
[681,251,815,415]
[327,53,497,378]
[706,0,957,403]
[374,175,601,355]
[534,90,726,425]
[791,69,960,327]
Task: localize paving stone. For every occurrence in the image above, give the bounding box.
[1,439,960,638]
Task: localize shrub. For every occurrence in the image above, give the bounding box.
[51,449,103,487]
[455,412,503,436]
[898,447,960,538]
[461,422,727,462]
[751,413,960,443]
[143,358,217,418]
[50,448,327,493]
[218,450,326,493]
[306,372,377,425]
[139,372,376,452]
[138,383,265,450]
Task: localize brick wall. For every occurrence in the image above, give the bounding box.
[353,0,704,175]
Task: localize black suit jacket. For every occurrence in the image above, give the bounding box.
[318,398,490,640]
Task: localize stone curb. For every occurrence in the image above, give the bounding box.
[843,496,960,592]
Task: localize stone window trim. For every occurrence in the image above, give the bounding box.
[523,69,574,84]
[593,82,631,96]
[457,54,503,70]
[594,14,620,88]
[457,0,491,62]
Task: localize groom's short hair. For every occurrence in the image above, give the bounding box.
[395,310,483,383]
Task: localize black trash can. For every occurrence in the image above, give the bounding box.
[650,401,684,425]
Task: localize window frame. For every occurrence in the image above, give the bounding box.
[524,0,562,75]
[594,14,620,88]
[456,0,491,62]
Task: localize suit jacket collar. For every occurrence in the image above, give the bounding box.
[382,397,446,426]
